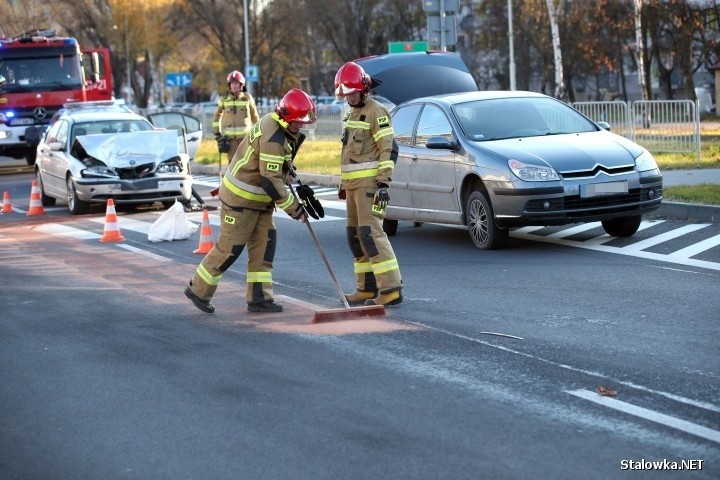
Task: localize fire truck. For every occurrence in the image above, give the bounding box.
[0,29,108,165]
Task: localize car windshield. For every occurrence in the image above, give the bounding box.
[452,97,598,141]
[71,119,154,145]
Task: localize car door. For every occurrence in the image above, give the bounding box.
[409,104,459,212]
[388,104,422,208]
[38,120,70,195]
[146,112,202,160]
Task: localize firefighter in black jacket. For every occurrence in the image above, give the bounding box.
[185,89,316,313]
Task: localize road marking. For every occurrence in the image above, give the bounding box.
[670,232,720,259]
[116,244,172,261]
[567,389,720,444]
[620,223,711,252]
[33,223,100,240]
[545,222,602,239]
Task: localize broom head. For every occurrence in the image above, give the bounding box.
[312,305,386,323]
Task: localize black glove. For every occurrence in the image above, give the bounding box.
[217,136,230,153]
[374,184,390,210]
[338,188,346,200]
[296,184,324,219]
[214,132,222,141]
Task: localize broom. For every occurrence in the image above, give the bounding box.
[289,184,386,323]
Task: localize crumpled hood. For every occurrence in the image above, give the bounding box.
[482,131,643,173]
[76,130,179,166]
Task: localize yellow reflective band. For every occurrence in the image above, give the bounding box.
[279,196,294,210]
[212,121,220,127]
[378,160,395,170]
[259,152,285,164]
[197,264,222,286]
[354,261,373,274]
[247,271,272,283]
[345,120,370,130]
[271,112,289,129]
[341,168,379,180]
[373,127,394,141]
[372,258,399,275]
[371,205,384,215]
[222,176,272,202]
[231,146,254,174]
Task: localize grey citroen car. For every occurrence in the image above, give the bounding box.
[356,53,663,249]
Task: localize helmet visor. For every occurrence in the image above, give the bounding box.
[335,83,361,96]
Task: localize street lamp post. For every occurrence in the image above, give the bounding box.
[508,0,516,90]
[243,0,252,96]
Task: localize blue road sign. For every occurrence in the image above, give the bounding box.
[165,72,192,87]
[245,65,259,82]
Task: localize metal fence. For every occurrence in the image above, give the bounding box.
[144,99,701,160]
[571,99,700,162]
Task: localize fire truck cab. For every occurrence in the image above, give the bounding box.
[0,29,101,165]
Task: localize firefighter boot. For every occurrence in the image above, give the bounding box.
[344,289,378,306]
[185,285,215,314]
[248,301,284,313]
[364,290,403,307]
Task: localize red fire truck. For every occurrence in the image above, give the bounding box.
[0,29,107,165]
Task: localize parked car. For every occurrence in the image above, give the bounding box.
[35,101,196,214]
[356,52,663,249]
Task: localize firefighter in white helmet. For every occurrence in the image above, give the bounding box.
[213,70,260,161]
[334,61,402,307]
[185,88,316,314]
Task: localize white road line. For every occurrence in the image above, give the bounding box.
[33,223,100,240]
[621,224,711,252]
[670,232,720,259]
[115,244,172,261]
[567,389,720,444]
[512,226,546,234]
[88,216,153,234]
[574,219,665,246]
[545,222,603,239]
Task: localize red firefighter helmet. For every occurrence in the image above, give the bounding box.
[334,62,370,96]
[275,88,317,124]
[227,70,245,85]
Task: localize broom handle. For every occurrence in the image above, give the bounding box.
[289,184,351,309]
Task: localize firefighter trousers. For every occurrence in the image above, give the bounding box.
[189,206,277,304]
[345,186,402,293]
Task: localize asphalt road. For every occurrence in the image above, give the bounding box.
[1,168,719,479]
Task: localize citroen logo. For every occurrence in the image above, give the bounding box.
[33,107,47,120]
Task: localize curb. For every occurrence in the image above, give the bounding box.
[191,164,720,224]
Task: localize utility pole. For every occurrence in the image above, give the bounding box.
[243,0,252,97]
[508,0,516,90]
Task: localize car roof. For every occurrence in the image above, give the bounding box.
[355,51,478,105]
[56,108,149,124]
[408,90,549,106]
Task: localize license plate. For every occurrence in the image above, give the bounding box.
[121,179,158,191]
[10,118,34,126]
[580,181,628,198]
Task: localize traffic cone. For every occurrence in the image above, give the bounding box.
[99,198,125,243]
[26,180,45,216]
[193,207,214,254]
[1,191,12,213]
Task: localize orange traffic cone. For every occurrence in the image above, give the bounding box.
[99,198,125,243]
[194,207,214,254]
[1,191,12,213]
[26,180,45,216]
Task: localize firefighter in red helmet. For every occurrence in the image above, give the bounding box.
[185,88,316,314]
[212,70,260,162]
[334,61,403,307]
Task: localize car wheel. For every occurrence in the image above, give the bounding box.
[66,176,89,215]
[466,191,508,250]
[383,218,398,236]
[26,150,37,166]
[36,170,56,206]
[601,215,642,237]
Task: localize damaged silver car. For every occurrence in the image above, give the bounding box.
[35,108,193,214]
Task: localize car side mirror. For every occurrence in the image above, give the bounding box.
[596,121,611,131]
[426,136,459,150]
